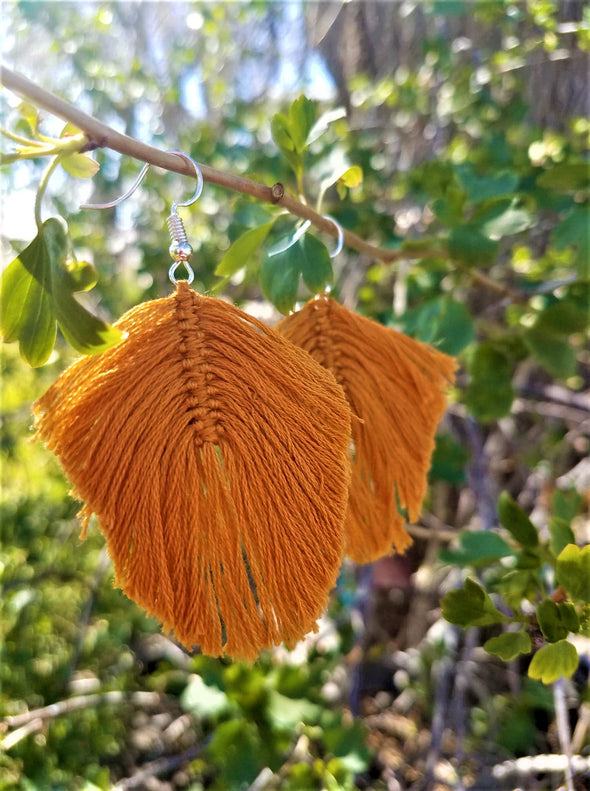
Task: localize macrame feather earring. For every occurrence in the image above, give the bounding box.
[33,154,352,661]
[277,239,456,564]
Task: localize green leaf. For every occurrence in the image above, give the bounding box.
[438,530,513,567]
[60,152,100,179]
[441,577,508,628]
[464,343,514,422]
[580,604,590,637]
[484,630,532,661]
[180,674,232,719]
[447,225,498,266]
[0,229,57,366]
[288,95,316,152]
[429,433,468,483]
[556,544,590,603]
[215,221,275,277]
[400,295,474,355]
[260,236,301,314]
[537,163,590,193]
[270,112,296,153]
[535,300,589,335]
[552,488,584,522]
[18,100,39,131]
[537,598,579,642]
[207,720,262,788]
[270,112,302,175]
[267,689,321,730]
[298,234,333,294]
[63,258,99,292]
[323,721,371,774]
[455,164,519,203]
[339,165,363,188]
[497,492,539,547]
[553,205,590,274]
[474,199,534,239]
[549,517,575,557]
[524,325,577,379]
[528,640,579,684]
[0,218,122,366]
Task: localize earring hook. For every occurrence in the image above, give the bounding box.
[80,151,204,286]
[80,150,204,211]
[268,215,344,259]
[323,215,344,259]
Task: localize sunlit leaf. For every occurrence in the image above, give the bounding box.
[0,218,122,366]
[288,95,316,152]
[528,640,579,684]
[18,101,39,132]
[556,544,590,603]
[60,152,100,178]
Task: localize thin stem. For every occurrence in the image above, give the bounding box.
[553,677,575,791]
[1,126,45,146]
[34,155,62,229]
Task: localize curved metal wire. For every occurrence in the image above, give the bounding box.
[80,150,204,211]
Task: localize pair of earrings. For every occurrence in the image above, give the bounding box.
[33,152,456,661]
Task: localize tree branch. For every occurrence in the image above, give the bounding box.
[1,65,406,262]
[0,65,526,302]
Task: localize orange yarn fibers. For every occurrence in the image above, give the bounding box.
[33,281,352,661]
[277,295,457,565]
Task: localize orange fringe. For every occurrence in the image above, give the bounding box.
[277,295,457,564]
[33,282,352,661]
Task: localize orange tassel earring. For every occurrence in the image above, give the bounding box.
[33,154,352,661]
[277,224,456,565]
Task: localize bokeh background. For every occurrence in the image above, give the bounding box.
[1,2,589,789]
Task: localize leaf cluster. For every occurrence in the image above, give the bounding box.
[441,491,588,685]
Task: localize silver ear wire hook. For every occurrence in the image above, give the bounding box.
[80,150,204,285]
[323,215,344,259]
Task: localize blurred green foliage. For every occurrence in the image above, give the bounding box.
[1,0,589,788]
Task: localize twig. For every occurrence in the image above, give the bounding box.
[422,617,461,790]
[113,745,202,790]
[492,753,590,781]
[2,690,163,730]
[0,718,43,751]
[553,678,575,791]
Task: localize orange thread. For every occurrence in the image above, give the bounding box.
[277,295,457,564]
[33,281,352,660]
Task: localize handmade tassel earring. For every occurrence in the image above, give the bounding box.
[277,219,457,565]
[33,153,352,661]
